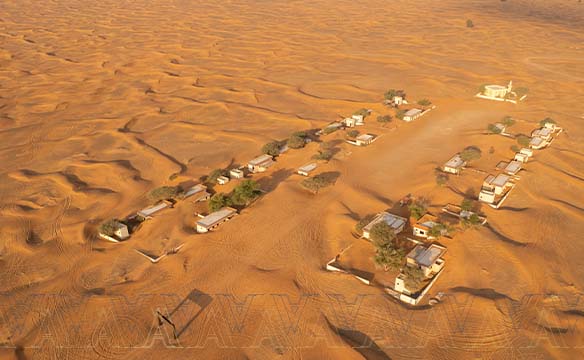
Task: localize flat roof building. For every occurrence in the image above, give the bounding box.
[406,244,447,277]
[183,184,211,202]
[355,134,375,146]
[479,174,514,204]
[230,169,245,179]
[137,201,171,219]
[362,212,407,240]
[403,108,423,122]
[529,136,548,150]
[442,154,466,174]
[196,207,238,233]
[412,214,439,238]
[298,163,318,177]
[248,154,275,173]
[217,176,230,185]
[503,160,523,176]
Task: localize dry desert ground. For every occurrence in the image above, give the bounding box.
[1,0,584,359]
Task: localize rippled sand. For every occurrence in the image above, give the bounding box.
[1,0,583,358]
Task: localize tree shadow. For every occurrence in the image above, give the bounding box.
[256,168,294,193]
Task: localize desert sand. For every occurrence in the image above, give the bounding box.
[1,0,583,358]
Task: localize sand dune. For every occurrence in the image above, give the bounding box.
[1,0,583,358]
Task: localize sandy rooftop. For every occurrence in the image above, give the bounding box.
[1,0,583,358]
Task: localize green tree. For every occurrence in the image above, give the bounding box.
[461,198,474,212]
[230,180,261,206]
[539,117,556,127]
[377,115,392,123]
[466,19,474,28]
[396,109,406,120]
[428,223,447,238]
[300,174,334,194]
[370,222,396,248]
[347,129,360,138]
[402,266,426,290]
[374,247,405,272]
[209,193,232,212]
[436,172,448,186]
[460,146,482,162]
[148,185,183,203]
[462,213,483,227]
[417,99,432,106]
[502,116,515,127]
[409,199,428,220]
[262,141,281,156]
[312,141,334,161]
[516,135,531,147]
[288,131,308,149]
[487,123,503,134]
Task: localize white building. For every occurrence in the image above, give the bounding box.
[478,174,514,204]
[230,169,245,179]
[529,136,548,150]
[531,127,553,141]
[355,134,375,146]
[113,222,130,240]
[297,163,317,177]
[217,176,230,185]
[514,148,532,163]
[183,184,211,202]
[402,108,423,122]
[483,81,512,98]
[362,212,407,240]
[248,154,275,173]
[405,244,447,278]
[196,207,238,233]
[442,154,466,174]
[412,214,439,238]
[137,201,171,219]
[352,114,365,126]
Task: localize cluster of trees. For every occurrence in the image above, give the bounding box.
[147,185,183,203]
[262,141,283,157]
[300,174,335,194]
[208,180,261,212]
